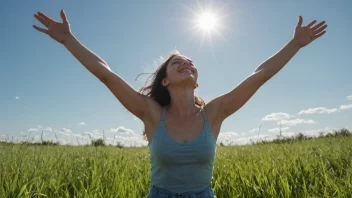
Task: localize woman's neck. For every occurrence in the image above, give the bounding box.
[167,87,199,120]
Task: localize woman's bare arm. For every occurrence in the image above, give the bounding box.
[33,10,152,120]
[63,34,151,120]
[207,16,327,130]
[63,33,109,80]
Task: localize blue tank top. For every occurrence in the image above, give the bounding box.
[148,107,217,194]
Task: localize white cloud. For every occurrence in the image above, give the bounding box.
[298,107,337,115]
[262,112,292,121]
[277,127,335,138]
[249,128,259,133]
[268,127,290,133]
[18,128,84,145]
[110,127,147,147]
[15,96,19,100]
[92,129,101,133]
[33,135,41,141]
[79,127,148,147]
[78,122,86,126]
[217,132,243,146]
[110,126,134,134]
[72,133,83,138]
[84,132,94,138]
[59,131,71,137]
[278,119,315,126]
[218,131,239,138]
[217,134,273,146]
[60,128,72,133]
[280,132,296,137]
[28,128,39,132]
[347,95,352,100]
[42,127,52,132]
[339,104,352,110]
[27,126,51,133]
[301,127,333,137]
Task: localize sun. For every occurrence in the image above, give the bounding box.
[176,1,233,48]
[197,12,217,32]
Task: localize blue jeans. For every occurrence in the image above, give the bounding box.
[145,185,216,198]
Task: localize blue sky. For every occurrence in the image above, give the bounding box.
[1,0,351,146]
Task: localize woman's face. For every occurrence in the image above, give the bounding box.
[163,55,198,89]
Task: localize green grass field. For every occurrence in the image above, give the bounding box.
[1,136,351,197]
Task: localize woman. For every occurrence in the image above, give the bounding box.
[33,10,327,198]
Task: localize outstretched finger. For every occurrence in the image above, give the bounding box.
[34,14,49,27]
[311,21,326,31]
[313,31,326,40]
[33,25,48,34]
[306,20,317,28]
[60,9,68,24]
[37,12,56,23]
[313,24,327,35]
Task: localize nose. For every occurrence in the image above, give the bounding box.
[182,60,191,66]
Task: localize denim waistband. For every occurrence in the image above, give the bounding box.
[151,185,212,195]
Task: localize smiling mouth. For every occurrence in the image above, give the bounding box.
[179,68,192,73]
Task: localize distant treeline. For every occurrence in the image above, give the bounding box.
[253,128,351,145]
[1,128,351,148]
[218,128,351,146]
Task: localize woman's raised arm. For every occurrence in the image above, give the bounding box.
[206,16,327,132]
[33,10,152,120]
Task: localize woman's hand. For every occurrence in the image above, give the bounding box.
[33,10,72,45]
[293,16,327,48]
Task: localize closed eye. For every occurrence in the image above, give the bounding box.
[186,59,194,65]
[172,61,180,66]
[170,58,193,66]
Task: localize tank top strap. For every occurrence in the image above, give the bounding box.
[160,107,166,121]
[200,107,208,122]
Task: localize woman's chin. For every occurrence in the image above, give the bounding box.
[175,78,196,88]
[179,72,195,78]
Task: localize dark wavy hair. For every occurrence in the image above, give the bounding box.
[136,51,205,140]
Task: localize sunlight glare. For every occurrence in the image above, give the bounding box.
[177,1,233,49]
[198,12,217,31]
